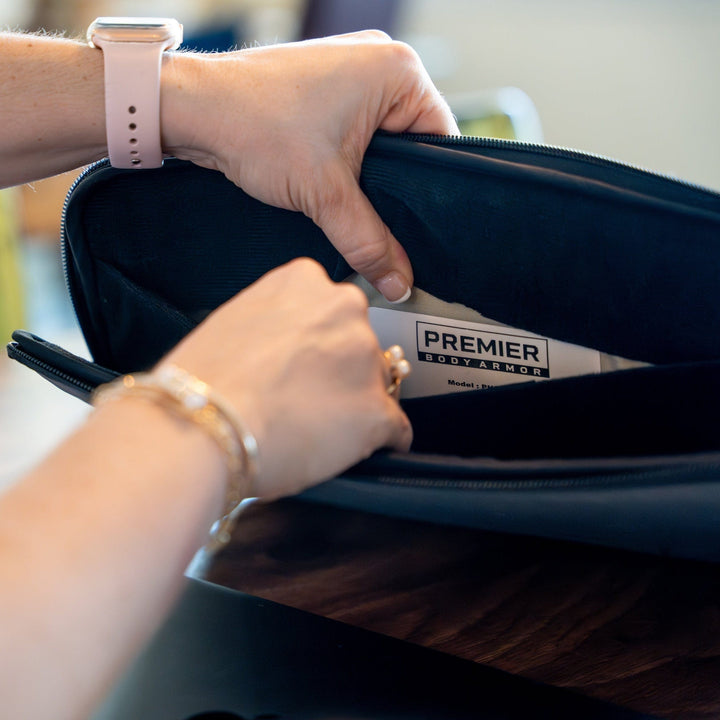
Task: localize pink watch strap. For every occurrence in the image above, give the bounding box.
[95,40,165,169]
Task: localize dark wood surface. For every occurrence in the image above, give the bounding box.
[206,498,720,720]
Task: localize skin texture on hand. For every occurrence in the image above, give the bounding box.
[161,31,459,300]
[0,30,457,299]
[163,257,413,499]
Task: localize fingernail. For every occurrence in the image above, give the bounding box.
[375,272,411,304]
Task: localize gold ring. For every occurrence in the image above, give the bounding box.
[384,344,412,397]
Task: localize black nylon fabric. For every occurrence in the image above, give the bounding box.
[62,134,720,461]
[360,140,720,364]
[404,359,720,459]
[66,161,350,373]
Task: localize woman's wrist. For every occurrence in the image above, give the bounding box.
[91,392,229,545]
[159,50,196,159]
[94,365,259,550]
[160,51,233,168]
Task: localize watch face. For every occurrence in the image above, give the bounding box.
[87,17,183,49]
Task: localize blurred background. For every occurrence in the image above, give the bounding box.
[1,0,719,485]
[2,0,720,341]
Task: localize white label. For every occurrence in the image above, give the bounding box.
[369,308,601,399]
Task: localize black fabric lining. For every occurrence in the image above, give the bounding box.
[360,149,720,363]
[402,360,720,459]
[61,136,720,462]
[91,261,195,372]
[67,152,720,366]
[81,163,346,316]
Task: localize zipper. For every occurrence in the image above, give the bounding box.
[59,134,720,353]
[59,135,720,310]
[9,344,97,396]
[59,159,111,326]
[369,459,720,492]
[396,132,720,199]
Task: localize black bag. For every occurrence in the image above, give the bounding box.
[9,133,720,561]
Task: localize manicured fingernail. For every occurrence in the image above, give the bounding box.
[375,272,411,304]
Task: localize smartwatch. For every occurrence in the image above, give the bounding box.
[87,17,183,169]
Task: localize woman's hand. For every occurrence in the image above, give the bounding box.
[0,30,457,301]
[162,257,413,499]
[162,32,459,301]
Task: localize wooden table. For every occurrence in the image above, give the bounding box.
[206,497,720,720]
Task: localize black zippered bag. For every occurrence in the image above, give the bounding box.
[9,133,720,561]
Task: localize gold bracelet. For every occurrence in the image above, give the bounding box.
[92,364,259,552]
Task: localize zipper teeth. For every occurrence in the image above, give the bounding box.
[60,159,111,325]
[59,135,720,295]
[375,473,624,491]
[372,462,720,491]
[398,133,720,199]
[59,137,720,378]
[10,345,96,395]
[58,135,720,387]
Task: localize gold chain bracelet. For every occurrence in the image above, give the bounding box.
[93,364,259,552]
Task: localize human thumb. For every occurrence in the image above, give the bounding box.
[312,165,414,303]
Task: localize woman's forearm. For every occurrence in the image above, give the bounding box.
[0,257,412,718]
[0,32,108,186]
[0,397,226,719]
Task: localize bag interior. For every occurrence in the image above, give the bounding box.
[64,145,720,461]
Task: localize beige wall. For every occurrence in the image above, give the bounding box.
[399,0,720,190]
